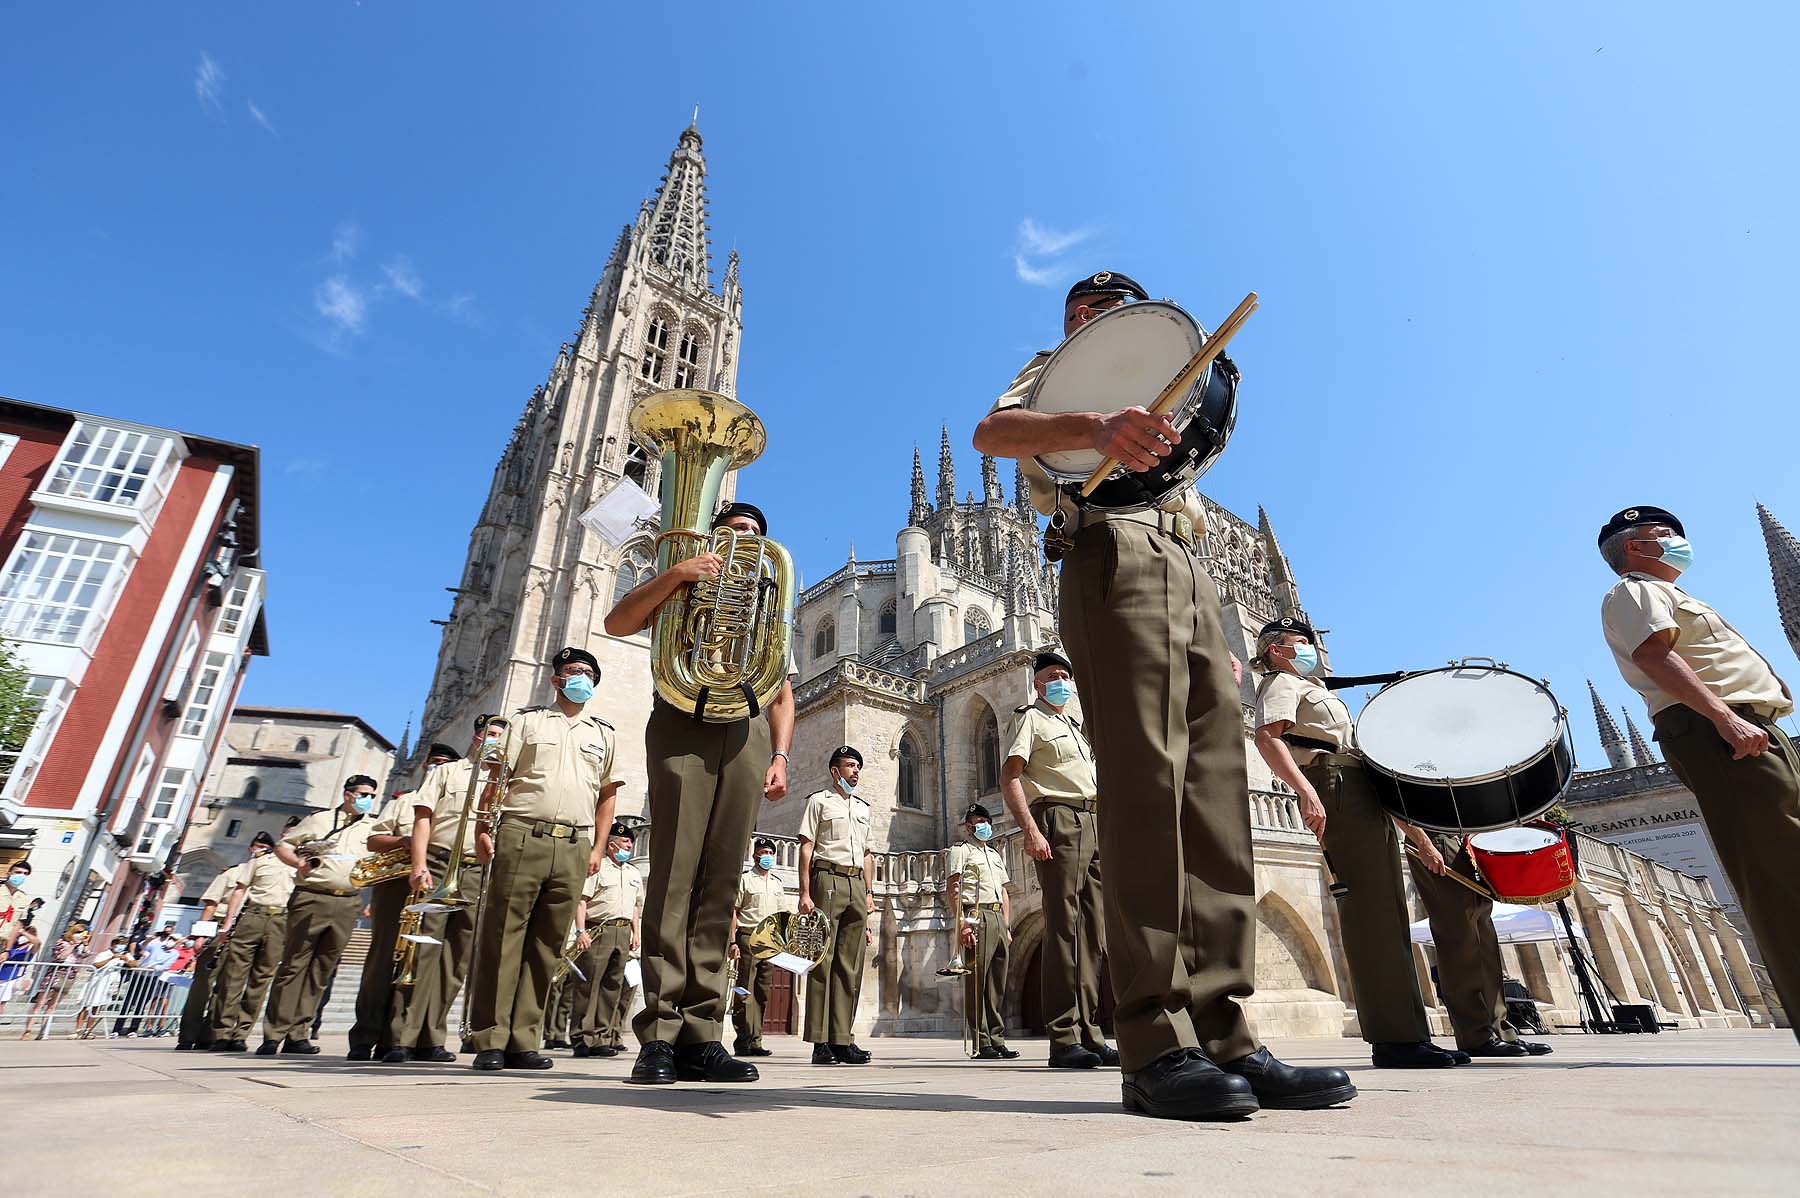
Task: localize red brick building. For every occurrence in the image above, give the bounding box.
[0,397,267,943]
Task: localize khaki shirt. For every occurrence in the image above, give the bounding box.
[581,859,644,923]
[411,759,482,856]
[735,869,788,927]
[1255,671,1354,764]
[946,841,1009,904]
[233,852,296,908]
[502,705,617,827]
[1004,699,1098,806]
[198,869,238,907]
[989,351,1205,528]
[1602,573,1794,718]
[799,788,873,868]
[370,794,413,838]
[283,806,376,892]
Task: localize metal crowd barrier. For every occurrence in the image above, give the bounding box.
[0,962,196,1040]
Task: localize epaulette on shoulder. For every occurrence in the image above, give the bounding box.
[516,704,550,714]
[589,715,615,731]
[1014,704,1033,714]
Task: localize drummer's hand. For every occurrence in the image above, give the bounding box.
[1298,791,1327,839]
[1230,654,1244,686]
[1713,711,1769,759]
[1413,838,1447,876]
[1092,408,1180,472]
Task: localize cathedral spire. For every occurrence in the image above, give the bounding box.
[641,123,713,288]
[910,446,930,527]
[1623,709,1656,766]
[937,425,956,511]
[1258,506,1303,616]
[981,454,1002,506]
[1013,460,1032,518]
[1589,681,1633,770]
[1757,503,1800,661]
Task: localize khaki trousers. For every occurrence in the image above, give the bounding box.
[962,906,1010,1051]
[386,847,483,1052]
[1031,802,1106,1051]
[467,820,590,1054]
[578,922,633,1047]
[263,889,360,1043]
[179,936,224,1046]
[633,702,768,1047]
[1654,705,1800,1042]
[211,905,286,1040]
[803,870,867,1044]
[1304,760,1431,1044]
[348,877,409,1053]
[1407,834,1516,1049]
[731,930,772,1047]
[1061,520,1259,1072]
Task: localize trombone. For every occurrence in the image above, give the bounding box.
[936,859,986,1058]
[415,724,512,916]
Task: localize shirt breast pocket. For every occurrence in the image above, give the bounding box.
[1675,596,1726,643]
[1046,733,1077,763]
[578,742,607,789]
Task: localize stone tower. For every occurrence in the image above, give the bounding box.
[399,124,743,793]
[1588,680,1633,770]
[1757,503,1800,662]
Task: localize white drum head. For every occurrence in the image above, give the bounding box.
[1031,301,1203,478]
[1354,666,1563,782]
[1469,826,1559,854]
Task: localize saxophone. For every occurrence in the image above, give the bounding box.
[628,388,796,724]
[350,846,412,888]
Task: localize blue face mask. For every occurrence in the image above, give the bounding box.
[562,674,595,703]
[1656,535,1694,575]
[973,823,993,842]
[5,873,24,889]
[836,776,857,798]
[1286,644,1320,677]
[757,853,775,870]
[1044,679,1075,706]
[351,795,374,815]
[612,849,631,864]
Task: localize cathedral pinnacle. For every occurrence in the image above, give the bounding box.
[1623,709,1656,766]
[1013,460,1032,518]
[910,446,930,527]
[981,454,1002,506]
[1757,503,1800,661]
[1258,506,1303,616]
[937,425,956,511]
[643,123,713,287]
[1588,680,1633,770]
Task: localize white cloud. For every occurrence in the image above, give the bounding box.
[314,275,367,336]
[195,52,225,111]
[329,222,360,265]
[381,257,423,300]
[1013,255,1062,286]
[1013,218,1096,288]
[247,101,278,137]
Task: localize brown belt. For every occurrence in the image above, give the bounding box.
[1732,702,1790,722]
[248,904,287,915]
[1035,797,1097,815]
[1069,506,1195,549]
[528,820,587,841]
[299,885,360,898]
[977,902,1003,912]
[813,860,863,879]
[597,917,632,927]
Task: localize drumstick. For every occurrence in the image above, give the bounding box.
[1076,290,1259,499]
[1403,843,1495,900]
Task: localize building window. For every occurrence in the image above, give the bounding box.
[110,744,158,835]
[180,652,237,738]
[623,440,653,488]
[813,618,836,659]
[135,766,191,855]
[218,573,259,636]
[43,421,178,519]
[879,599,897,638]
[640,313,672,382]
[0,674,69,800]
[897,734,922,810]
[242,778,260,803]
[225,818,242,839]
[294,736,311,753]
[611,543,656,612]
[162,624,203,706]
[673,327,707,388]
[963,607,991,646]
[977,708,1001,794]
[0,532,132,647]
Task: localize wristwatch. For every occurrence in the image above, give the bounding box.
[771,750,790,762]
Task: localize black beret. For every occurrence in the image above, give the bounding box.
[1065,270,1149,306]
[1258,615,1317,643]
[552,646,600,675]
[607,822,636,842]
[426,742,461,762]
[964,803,992,822]
[753,836,776,852]
[1033,648,1073,675]
[1597,506,1684,549]
[472,712,509,731]
[712,501,767,536]
[829,745,863,768]
[250,830,276,847]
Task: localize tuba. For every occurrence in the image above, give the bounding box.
[628,389,796,724]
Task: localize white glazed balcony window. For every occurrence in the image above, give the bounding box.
[217,570,263,638]
[0,532,131,647]
[134,766,191,856]
[0,674,71,801]
[42,422,179,520]
[180,650,236,738]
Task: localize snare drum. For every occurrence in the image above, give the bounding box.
[1469,822,1577,905]
[1353,659,1573,832]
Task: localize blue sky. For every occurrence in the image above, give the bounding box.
[4,4,1797,768]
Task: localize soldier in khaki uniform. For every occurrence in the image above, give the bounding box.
[974,270,1354,1120]
[999,648,1117,1069]
[382,717,509,1063]
[1598,505,1800,1039]
[174,865,240,1050]
[606,501,795,1087]
[945,805,1015,1059]
[209,832,294,1052]
[572,823,644,1058]
[257,776,381,1055]
[797,746,874,1066]
[729,836,788,1057]
[469,646,621,1072]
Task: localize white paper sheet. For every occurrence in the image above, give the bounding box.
[770,952,816,977]
[578,478,660,548]
[191,920,220,937]
[624,958,642,989]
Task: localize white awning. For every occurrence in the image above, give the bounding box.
[1411,902,1587,946]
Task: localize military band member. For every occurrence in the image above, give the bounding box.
[946,804,1016,1059]
[730,835,788,1058]
[573,822,644,1058]
[209,832,293,1052]
[797,746,873,1066]
[1598,505,1800,1039]
[469,646,621,1072]
[257,776,381,1055]
[174,864,240,1050]
[1000,648,1117,1069]
[973,270,1353,1119]
[384,717,509,1063]
[605,501,795,1087]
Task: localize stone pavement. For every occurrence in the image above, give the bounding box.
[3,1031,1796,1196]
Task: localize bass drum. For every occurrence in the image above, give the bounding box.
[1352,659,1573,833]
[1025,300,1239,513]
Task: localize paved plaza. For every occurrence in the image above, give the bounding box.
[3,1030,1796,1196]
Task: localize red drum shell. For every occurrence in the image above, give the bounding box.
[1468,821,1575,905]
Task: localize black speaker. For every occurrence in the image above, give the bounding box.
[1612,1003,1659,1033]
